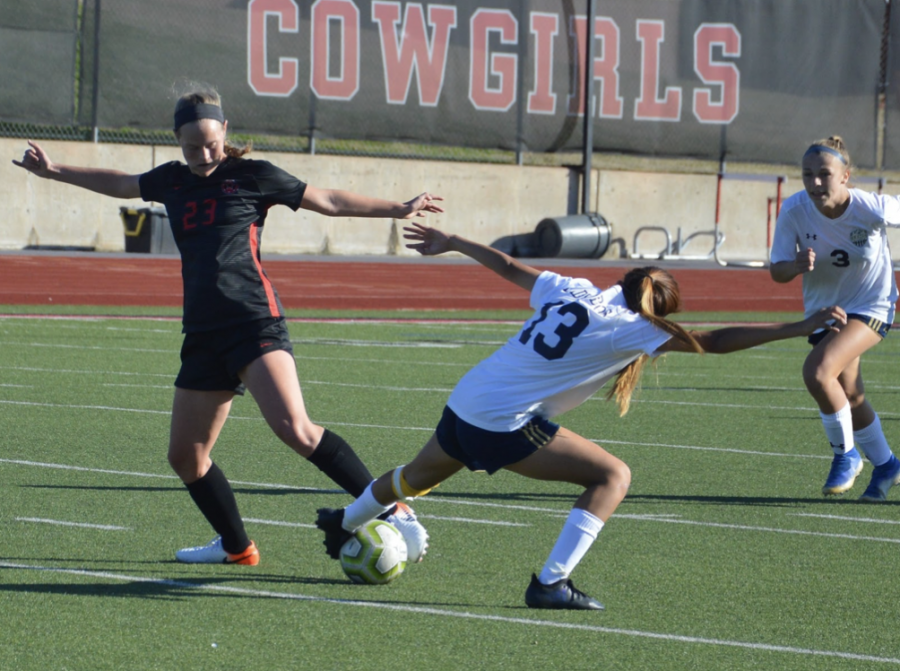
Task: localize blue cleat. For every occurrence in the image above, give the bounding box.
[524,574,604,611]
[859,455,900,502]
[822,447,863,496]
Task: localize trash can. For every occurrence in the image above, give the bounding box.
[121,206,177,254]
[534,213,611,258]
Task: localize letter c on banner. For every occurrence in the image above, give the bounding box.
[247,0,299,97]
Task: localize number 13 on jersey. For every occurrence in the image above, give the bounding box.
[519,302,590,360]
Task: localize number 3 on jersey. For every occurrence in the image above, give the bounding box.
[519,301,590,360]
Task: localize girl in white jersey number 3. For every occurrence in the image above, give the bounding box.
[771,136,900,501]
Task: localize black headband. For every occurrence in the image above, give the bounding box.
[173,103,225,131]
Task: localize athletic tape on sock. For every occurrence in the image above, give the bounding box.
[391,466,435,499]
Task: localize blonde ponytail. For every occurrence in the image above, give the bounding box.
[606,268,703,415]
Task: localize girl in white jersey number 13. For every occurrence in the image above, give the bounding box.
[770,135,900,501]
[316,223,845,610]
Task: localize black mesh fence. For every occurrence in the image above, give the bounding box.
[0,0,893,167]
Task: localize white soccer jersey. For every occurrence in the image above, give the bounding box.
[770,188,899,322]
[446,271,673,432]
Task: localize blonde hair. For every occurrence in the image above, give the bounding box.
[173,84,251,158]
[805,135,851,169]
[606,267,703,415]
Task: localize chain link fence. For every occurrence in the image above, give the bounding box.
[0,0,895,170]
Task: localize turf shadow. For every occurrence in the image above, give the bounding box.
[0,571,347,601]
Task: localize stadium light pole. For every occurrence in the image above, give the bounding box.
[581,0,596,214]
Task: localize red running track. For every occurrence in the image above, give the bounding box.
[0,253,807,313]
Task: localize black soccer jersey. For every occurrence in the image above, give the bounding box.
[139,157,307,332]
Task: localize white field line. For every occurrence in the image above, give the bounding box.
[2,459,899,543]
[0,315,180,322]
[303,380,454,393]
[296,355,471,367]
[790,513,900,525]
[0,561,897,665]
[11,337,893,382]
[15,517,130,531]
[104,327,179,334]
[294,338,464,349]
[592,438,833,460]
[0,340,175,354]
[622,397,900,418]
[244,518,317,529]
[0,315,523,326]
[0,400,173,415]
[0,458,338,492]
[0,398,838,460]
[418,515,530,527]
[6,372,899,415]
[9,364,900,409]
[19,359,899,394]
[0,365,172,377]
[623,517,900,544]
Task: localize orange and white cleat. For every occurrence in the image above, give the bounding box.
[175,536,260,565]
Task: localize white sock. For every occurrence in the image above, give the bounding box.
[342,482,393,532]
[537,508,604,585]
[854,415,893,467]
[820,403,854,455]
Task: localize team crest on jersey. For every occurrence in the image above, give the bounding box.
[221,179,239,195]
[850,228,868,248]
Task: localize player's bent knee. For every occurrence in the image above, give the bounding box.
[615,462,632,489]
[167,450,206,482]
[273,420,319,454]
[391,466,435,499]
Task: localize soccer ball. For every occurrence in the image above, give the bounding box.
[340,520,408,585]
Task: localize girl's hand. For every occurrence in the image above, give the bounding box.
[401,192,445,219]
[12,140,54,178]
[795,247,815,274]
[403,222,451,256]
[805,305,847,334]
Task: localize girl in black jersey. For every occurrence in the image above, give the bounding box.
[13,87,439,565]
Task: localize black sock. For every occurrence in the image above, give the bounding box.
[307,429,374,497]
[184,462,251,554]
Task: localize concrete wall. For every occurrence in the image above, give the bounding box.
[4,138,899,261]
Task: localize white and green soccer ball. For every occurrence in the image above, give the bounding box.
[340,519,408,585]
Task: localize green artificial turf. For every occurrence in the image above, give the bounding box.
[0,314,897,670]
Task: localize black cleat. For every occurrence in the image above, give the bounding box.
[315,507,352,560]
[524,573,604,611]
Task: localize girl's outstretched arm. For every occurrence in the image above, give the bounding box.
[301,186,444,218]
[658,305,847,354]
[404,223,541,291]
[13,140,141,199]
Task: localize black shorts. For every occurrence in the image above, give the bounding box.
[175,317,294,394]
[808,312,893,347]
[434,405,560,475]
